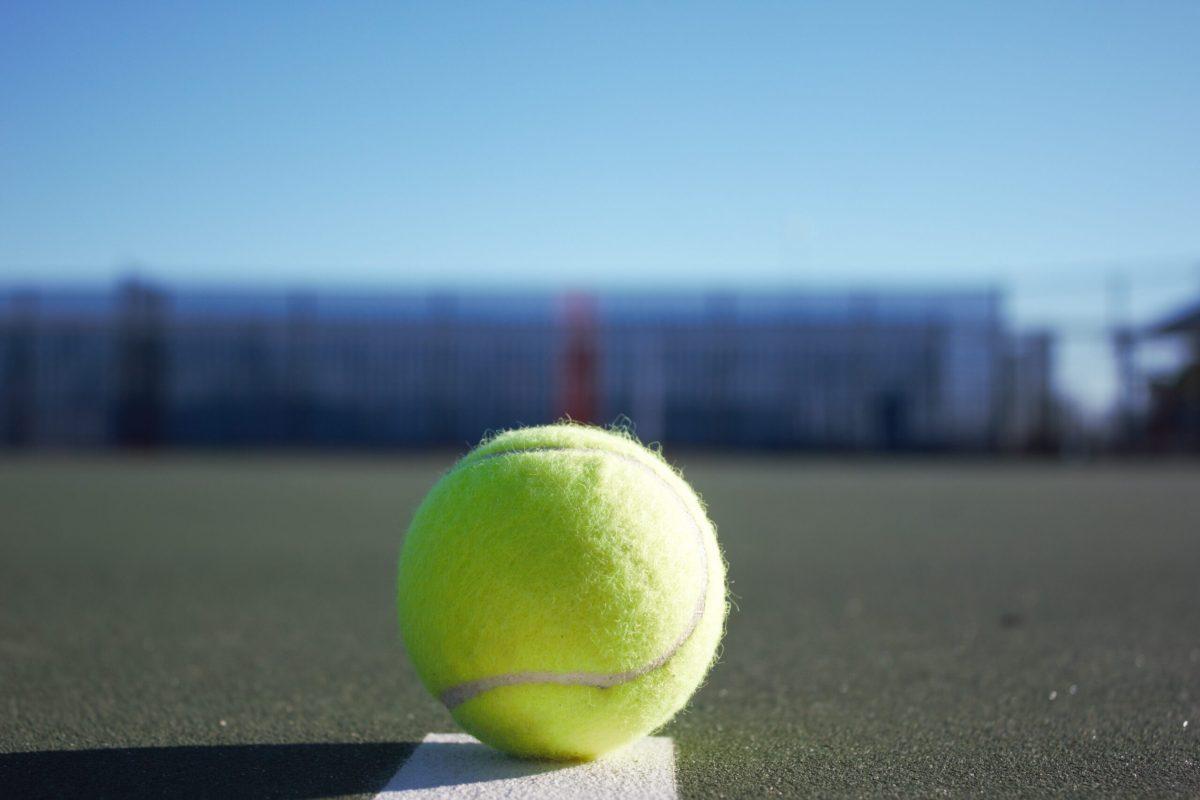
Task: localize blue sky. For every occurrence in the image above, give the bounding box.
[2,2,1198,410]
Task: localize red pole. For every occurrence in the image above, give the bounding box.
[558,292,598,423]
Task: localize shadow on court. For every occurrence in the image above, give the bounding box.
[0,741,419,800]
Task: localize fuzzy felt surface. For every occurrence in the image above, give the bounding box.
[397,424,727,760]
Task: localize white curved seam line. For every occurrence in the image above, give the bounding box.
[438,445,709,710]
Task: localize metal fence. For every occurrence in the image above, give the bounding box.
[0,282,1053,450]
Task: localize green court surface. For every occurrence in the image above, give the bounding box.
[1,456,1198,797]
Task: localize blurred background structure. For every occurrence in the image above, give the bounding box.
[1,280,1028,450]
[1147,299,1200,452]
[2,275,1197,453]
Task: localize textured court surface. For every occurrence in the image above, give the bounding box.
[1,455,1198,797]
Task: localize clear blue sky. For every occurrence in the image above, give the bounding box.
[2,2,1198,410]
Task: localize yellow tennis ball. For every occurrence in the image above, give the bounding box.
[396,423,727,760]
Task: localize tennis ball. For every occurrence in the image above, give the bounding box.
[396,423,726,760]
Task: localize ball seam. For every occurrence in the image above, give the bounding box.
[436,445,710,710]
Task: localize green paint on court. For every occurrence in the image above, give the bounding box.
[2,457,1198,797]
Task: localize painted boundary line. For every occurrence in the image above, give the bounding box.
[374,733,678,799]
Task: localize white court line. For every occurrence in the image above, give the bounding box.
[374,733,678,799]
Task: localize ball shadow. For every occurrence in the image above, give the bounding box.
[0,741,418,800]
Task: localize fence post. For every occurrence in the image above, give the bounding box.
[2,290,38,447]
[113,279,167,448]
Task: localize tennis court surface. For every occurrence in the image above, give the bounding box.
[2,456,1198,797]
